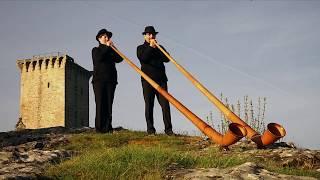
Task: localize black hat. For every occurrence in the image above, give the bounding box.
[142,26,158,35]
[96,29,112,41]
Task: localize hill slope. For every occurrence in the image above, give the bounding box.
[0,127,319,179]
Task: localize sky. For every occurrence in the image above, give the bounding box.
[0,1,319,149]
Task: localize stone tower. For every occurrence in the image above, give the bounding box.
[16,53,92,129]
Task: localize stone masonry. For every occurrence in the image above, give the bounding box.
[16,53,91,129]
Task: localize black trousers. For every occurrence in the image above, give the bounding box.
[142,80,172,133]
[93,81,117,132]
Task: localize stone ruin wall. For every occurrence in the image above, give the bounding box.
[17,54,91,129]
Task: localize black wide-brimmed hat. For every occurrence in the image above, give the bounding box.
[96,29,112,41]
[142,26,158,35]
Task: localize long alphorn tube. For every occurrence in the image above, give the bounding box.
[155,42,286,148]
[110,45,247,147]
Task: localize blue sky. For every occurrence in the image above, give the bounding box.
[1,1,319,149]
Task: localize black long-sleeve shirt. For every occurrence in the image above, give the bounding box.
[92,44,123,83]
[137,41,170,83]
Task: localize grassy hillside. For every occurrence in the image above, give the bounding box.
[44,130,320,179]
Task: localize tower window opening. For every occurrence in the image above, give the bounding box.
[52,58,56,68]
[39,60,43,70]
[45,59,49,69]
[58,57,63,67]
[32,61,37,71]
[26,62,31,72]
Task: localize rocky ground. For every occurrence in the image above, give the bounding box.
[0,127,319,179]
[0,127,92,179]
[167,162,317,180]
[166,139,320,179]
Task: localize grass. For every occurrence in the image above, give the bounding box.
[44,130,320,179]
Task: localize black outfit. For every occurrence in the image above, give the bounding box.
[137,41,173,134]
[92,44,123,132]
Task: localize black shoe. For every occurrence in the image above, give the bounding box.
[147,128,156,134]
[147,131,156,136]
[165,131,176,136]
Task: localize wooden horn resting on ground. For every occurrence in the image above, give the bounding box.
[110,45,247,148]
[154,42,286,148]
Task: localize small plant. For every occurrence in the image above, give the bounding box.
[15,117,26,131]
[206,94,267,134]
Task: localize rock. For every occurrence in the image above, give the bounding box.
[0,152,11,163]
[287,142,297,148]
[0,127,78,179]
[282,158,299,167]
[170,162,317,179]
[0,148,72,179]
[34,142,45,149]
[269,142,297,149]
[227,141,320,170]
[280,152,293,158]
[175,140,320,179]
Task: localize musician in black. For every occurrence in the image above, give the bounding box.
[137,26,174,136]
[92,29,123,133]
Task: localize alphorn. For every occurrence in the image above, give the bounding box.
[154,42,286,148]
[110,45,247,147]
